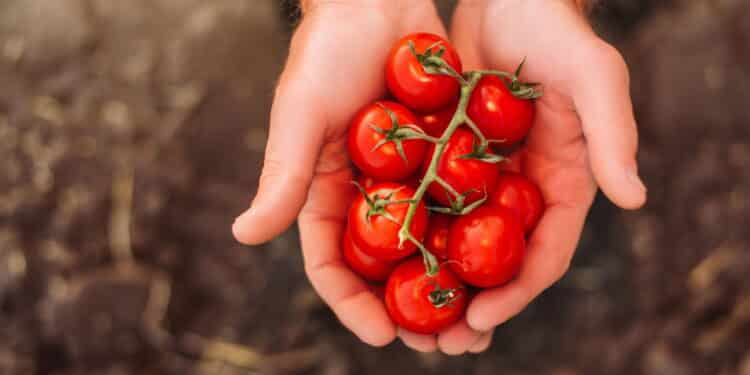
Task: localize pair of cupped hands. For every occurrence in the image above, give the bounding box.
[233,0,647,355]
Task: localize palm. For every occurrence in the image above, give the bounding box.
[449,0,645,332]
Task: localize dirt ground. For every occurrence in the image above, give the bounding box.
[1,0,750,374]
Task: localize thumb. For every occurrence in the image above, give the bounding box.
[572,39,647,210]
[232,79,325,245]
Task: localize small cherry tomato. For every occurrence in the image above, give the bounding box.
[423,128,500,206]
[342,230,397,282]
[348,182,429,261]
[424,214,453,261]
[385,257,468,334]
[355,173,420,191]
[488,172,545,234]
[348,101,427,181]
[467,75,535,146]
[386,33,462,113]
[419,100,457,137]
[448,206,526,288]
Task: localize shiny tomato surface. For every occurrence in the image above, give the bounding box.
[386,33,462,113]
[348,183,428,261]
[348,101,427,181]
[448,206,526,288]
[385,258,467,334]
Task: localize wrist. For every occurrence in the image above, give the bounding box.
[300,0,407,13]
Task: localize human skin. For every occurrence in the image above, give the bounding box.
[233,0,646,355]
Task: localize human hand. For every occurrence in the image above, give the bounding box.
[231,0,448,348]
[416,0,647,354]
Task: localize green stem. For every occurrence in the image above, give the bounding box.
[471,70,515,80]
[463,116,488,153]
[398,72,483,271]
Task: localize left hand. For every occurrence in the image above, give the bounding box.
[400,0,647,355]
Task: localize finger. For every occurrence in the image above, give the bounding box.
[398,328,438,353]
[449,1,484,70]
[299,169,397,347]
[469,330,493,353]
[436,319,483,356]
[232,69,328,245]
[466,200,589,332]
[572,39,647,210]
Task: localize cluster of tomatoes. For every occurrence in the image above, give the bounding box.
[343,33,544,335]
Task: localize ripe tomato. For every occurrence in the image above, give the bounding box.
[355,173,420,191]
[424,214,452,261]
[385,257,467,334]
[342,230,396,282]
[419,100,457,137]
[467,75,535,146]
[448,206,526,288]
[386,33,462,113]
[348,101,427,181]
[348,182,428,261]
[488,172,545,234]
[424,128,500,206]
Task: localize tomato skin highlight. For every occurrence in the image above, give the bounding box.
[386,33,462,113]
[348,101,427,181]
[467,75,535,146]
[448,206,526,288]
[488,172,545,234]
[419,100,457,137]
[347,183,429,261]
[423,128,501,206]
[342,230,397,282]
[385,258,468,334]
[424,213,453,261]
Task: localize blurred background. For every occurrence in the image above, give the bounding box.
[1,0,749,374]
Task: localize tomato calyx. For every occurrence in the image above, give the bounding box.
[408,40,466,84]
[352,181,412,225]
[369,104,438,165]
[427,282,463,308]
[506,58,543,100]
[428,190,487,216]
[457,138,506,163]
[473,58,542,100]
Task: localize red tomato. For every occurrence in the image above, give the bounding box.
[467,75,535,146]
[424,128,500,206]
[419,100,457,137]
[348,101,427,181]
[448,206,526,288]
[385,258,468,334]
[386,33,462,113]
[348,182,429,261]
[488,172,545,234]
[342,230,397,282]
[355,174,378,190]
[424,214,453,261]
[355,173,420,191]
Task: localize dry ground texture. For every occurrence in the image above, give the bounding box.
[1,0,750,374]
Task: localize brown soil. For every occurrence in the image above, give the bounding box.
[1,1,749,374]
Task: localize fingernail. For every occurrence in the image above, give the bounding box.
[234,207,256,224]
[626,166,647,193]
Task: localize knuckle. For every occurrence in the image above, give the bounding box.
[590,40,630,80]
